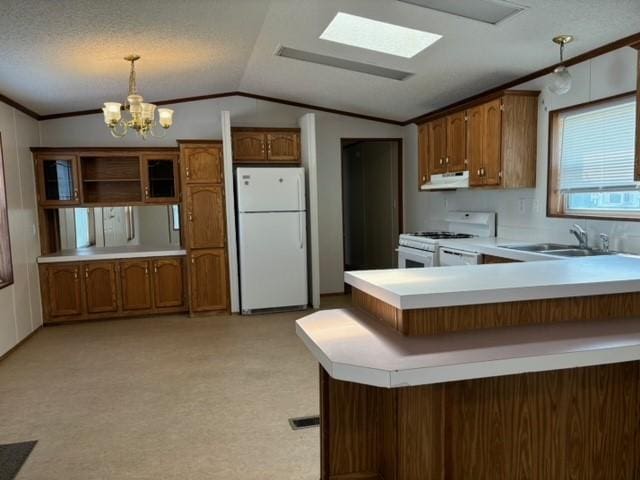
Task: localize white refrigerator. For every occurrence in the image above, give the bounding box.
[236,167,308,313]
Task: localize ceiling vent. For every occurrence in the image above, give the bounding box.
[398,0,526,25]
[274,46,413,81]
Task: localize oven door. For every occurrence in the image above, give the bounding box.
[397,246,434,268]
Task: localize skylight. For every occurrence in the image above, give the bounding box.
[319,12,442,58]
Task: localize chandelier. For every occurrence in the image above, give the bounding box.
[102,55,174,139]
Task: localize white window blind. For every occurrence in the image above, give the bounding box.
[558,97,636,193]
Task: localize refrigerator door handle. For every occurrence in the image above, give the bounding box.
[296,174,303,211]
[298,213,304,249]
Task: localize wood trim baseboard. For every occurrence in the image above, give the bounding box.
[0,326,42,362]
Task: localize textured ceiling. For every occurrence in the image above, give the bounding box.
[0,0,639,120]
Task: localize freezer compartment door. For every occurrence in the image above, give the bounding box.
[238,211,308,311]
[236,167,305,212]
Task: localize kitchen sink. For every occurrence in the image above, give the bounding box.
[498,243,574,252]
[499,244,617,257]
[543,248,615,257]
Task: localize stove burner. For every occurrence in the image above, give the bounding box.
[408,231,475,240]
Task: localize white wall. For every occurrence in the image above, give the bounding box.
[40,96,405,294]
[0,101,42,356]
[404,47,640,253]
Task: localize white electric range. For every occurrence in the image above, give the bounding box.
[398,212,496,268]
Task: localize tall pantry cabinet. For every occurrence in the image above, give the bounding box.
[178,141,230,314]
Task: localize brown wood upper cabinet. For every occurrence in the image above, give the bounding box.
[468,93,538,188]
[418,124,429,186]
[232,132,266,162]
[33,148,180,207]
[419,90,538,190]
[181,144,223,184]
[446,111,467,172]
[35,154,81,206]
[428,118,447,175]
[232,129,300,164]
[141,153,179,203]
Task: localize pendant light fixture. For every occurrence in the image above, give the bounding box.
[548,35,574,95]
[102,55,174,139]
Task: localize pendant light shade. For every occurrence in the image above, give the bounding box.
[548,35,574,95]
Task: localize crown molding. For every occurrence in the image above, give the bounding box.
[1,30,638,126]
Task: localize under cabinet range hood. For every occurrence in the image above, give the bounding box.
[420,171,469,190]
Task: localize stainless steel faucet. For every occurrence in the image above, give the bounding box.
[570,224,588,249]
[599,233,610,252]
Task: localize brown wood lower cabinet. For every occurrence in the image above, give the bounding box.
[39,255,186,323]
[482,254,521,264]
[189,249,228,312]
[42,263,83,319]
[152,258,185,308]
[84,262,119,314]
[120,260,153,311]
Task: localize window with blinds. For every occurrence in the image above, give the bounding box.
[550,93,639,218]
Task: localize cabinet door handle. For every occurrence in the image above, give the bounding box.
[439,158,444,165]
[445,157,449,164]
[185,167,190,179]
[74,189,79,200]
[145,267,149,276]
[481,167,486,177]
[421,175,426,182]
[85,268,89,279]
[144,187,149,199]
[74,269,78,280]
[188,211,193,222]
[154,265,158,274]
[191,256,195,264]
[477,169,481,176]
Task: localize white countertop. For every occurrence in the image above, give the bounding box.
[297,308,640,388]
[37,245,187,263]
[345,255,640,310]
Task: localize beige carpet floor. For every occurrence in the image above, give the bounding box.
[0,295,350,480]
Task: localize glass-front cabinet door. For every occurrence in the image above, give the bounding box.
[142,154,179,203]
[36,155,80,205]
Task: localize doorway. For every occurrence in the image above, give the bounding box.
[341,139,402,282]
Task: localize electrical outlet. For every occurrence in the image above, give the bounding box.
[518,198,526,214]
[532,199,540,214]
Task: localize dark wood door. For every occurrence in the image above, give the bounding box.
[418,124,430,187]
[190,249,228,312]
[84,262,118,314]
[446,111,466,172]
[141,153,179,203]
[267,132,299,163]
[186,185,226,249]
[428,118,447,174]
[466,106,485,187]
[182,145,223,184]
[483,99,503,186]
[120,260,153,311]
[233,132,266,162]
[152,258,184,308]
[45,264,83,317]
[36,155,80,206]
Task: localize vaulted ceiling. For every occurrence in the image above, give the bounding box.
[1,0,639,121]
